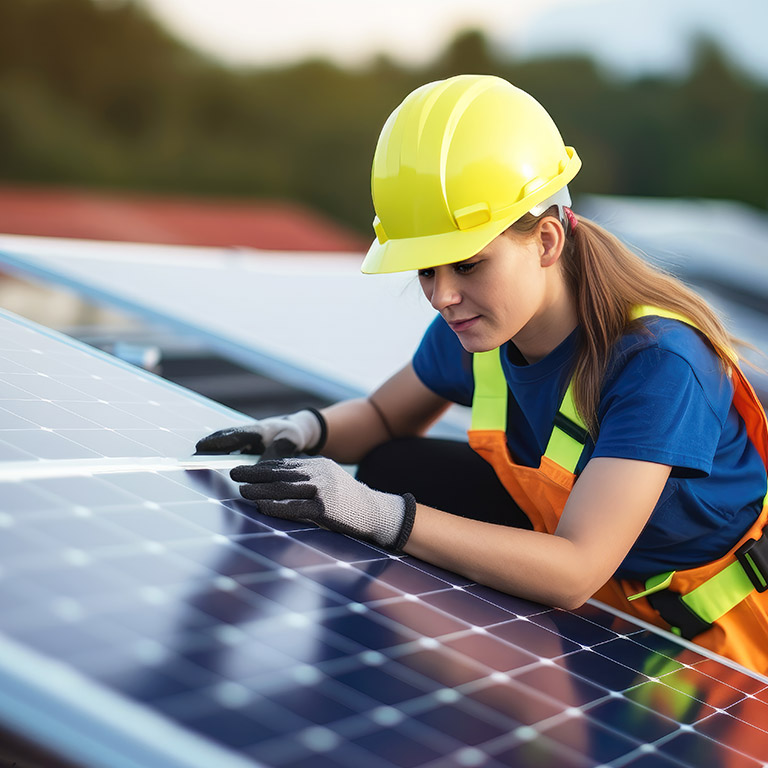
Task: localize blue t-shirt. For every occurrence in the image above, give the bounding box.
[413,315,767,579]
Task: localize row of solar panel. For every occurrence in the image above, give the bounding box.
[0,256,767,767]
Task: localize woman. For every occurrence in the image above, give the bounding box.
[197,75,768,673]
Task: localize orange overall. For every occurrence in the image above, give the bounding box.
[468,307,768,675]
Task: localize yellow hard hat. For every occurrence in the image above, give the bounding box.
[362,74,581,275]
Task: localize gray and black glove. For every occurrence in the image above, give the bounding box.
[195,408,327,460]
[230,456,416,552]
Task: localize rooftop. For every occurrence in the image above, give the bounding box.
[0,184,368,253]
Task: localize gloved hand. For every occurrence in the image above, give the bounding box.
[195,408,327,460]
[230,457,416,552]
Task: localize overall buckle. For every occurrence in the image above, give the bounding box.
[646,590,711,640]
[735,529,768,593]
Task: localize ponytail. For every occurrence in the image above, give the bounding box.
[511,211,738,437]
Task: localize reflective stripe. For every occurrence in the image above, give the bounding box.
[472,304,732,447]
[630,304,738,363]
[629,304,691,325]
[628,571,675,602]
[558,379,581,424]
[543,428,585,474]
[543,382,585,473]
[681,560,755,624]
[471,350,507,431]
[471,351,587,472]
[630,562,756,628]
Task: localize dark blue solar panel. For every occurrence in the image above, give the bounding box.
[1,308,768,768]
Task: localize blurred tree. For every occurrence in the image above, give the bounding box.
[428,29,498,78]
[0,0,204,137]
[0,0,766,233]
[670,37,767,207]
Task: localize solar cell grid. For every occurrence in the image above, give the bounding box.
[4,462,768,767]
[0,308,767,768]
[0,310,247,462]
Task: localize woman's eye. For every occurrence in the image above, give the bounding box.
[418,268,434,279]
[455,262,477,274]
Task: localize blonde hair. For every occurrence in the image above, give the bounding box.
[511,210,739,437]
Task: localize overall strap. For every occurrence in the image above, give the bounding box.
[470,349,508,431]
[470,308,766,640]
[630,512,768,639]
[470,305,735,473]
[623,307,766,638]
[544,381,588,473]
[470,349,588,473]
[629,304,690,325]
[630,304,738,362]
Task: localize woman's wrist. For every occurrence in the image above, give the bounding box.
[303,408,328,454]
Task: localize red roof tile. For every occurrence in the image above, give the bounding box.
[0,185,368,253]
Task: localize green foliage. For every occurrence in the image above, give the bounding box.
[1,0,766,234]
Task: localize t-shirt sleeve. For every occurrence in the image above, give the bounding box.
[412,316,474,406]
[591,345,732,477]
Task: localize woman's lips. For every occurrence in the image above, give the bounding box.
[447,316,480,332]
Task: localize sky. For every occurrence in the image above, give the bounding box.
[137,0,768,82]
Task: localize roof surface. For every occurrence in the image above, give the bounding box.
[0,185,368,253]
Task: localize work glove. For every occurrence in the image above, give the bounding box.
[230,456,416,552]
[195,408,327,460]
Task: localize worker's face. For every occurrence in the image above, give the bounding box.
[417,222,567,358]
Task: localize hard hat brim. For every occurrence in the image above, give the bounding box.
[361,216,511,275]
[362,147,581,275]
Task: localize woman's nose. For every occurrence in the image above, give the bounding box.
[427,270,462,312]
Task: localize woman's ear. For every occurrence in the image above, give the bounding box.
[538,217,566,268]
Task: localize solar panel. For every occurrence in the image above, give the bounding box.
[1,309,768,768]
[0,305,251,463]
[0,236,438,401]
[0,236,471,440]
[1,227,766,410]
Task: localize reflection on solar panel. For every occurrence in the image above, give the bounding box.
[0,236,438,401]
[1,307,768,768]
[3,228,767,414]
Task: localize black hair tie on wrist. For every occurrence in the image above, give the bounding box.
[305,408,328,454]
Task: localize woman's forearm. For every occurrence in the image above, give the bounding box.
[319,363,451,465]
[404,458,671,609]
[319,398,393,464]
[404,504,591,609]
